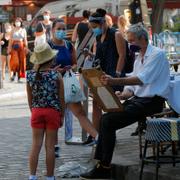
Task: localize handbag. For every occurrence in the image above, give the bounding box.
[63,70,86,103]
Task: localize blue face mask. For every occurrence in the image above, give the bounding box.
[92,27,102,36]
[55,30,66,40]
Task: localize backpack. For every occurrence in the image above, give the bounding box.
[124,41,135,73]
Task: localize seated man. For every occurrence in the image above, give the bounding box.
[80,24,170,179]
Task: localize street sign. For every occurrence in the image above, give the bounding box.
[0,0,12,5]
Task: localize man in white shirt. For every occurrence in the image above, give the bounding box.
[80,24,170,179]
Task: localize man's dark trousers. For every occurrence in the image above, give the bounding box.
[95,96,165,165]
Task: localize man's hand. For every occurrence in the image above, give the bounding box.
[100,73,113,86]
[115,91,125,100]
[115,90,134,100]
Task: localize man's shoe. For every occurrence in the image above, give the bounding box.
[80,162,111,179]
[131,122,146,136]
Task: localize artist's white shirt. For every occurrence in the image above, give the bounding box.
[124,44,170,98]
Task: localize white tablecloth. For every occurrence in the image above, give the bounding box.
[167,75,180,113]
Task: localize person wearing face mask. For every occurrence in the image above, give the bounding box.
[42,10,52,41]
[34,22,47,47]
[1,23,12,80]
[8,17,28,82]
[48,18,98,156]
[80,24,170,180]
[83,8,127,145]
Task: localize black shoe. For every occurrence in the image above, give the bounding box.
[83,135,94,146]
[131,123,146,136]
[80,163,111,179]
[10,76,15,82]
[54,145,60,158]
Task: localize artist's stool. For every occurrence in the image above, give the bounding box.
[139,117,180,180]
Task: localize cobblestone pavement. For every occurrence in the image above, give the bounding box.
[1,77,180,180]
[0,77,26,100]
[0,98,94,180]
[0,95,141,180]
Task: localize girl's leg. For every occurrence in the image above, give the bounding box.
[29,128,44,175]
[54,130,60,158]
[1,55,6,80]
[68,102,98,138]
[45,129,58,177]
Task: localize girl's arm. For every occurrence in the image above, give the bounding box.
[26,83,33,112]
[58,75,65,121]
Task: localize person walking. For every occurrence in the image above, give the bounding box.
[26,42,65,180]
[80,24,170,179]
[42,10,53,41]
[8,17,27,82]
[1,23,12,80]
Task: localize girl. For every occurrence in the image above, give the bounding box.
[26,43,65,180]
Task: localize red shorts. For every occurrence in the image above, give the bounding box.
[31,108,62,129]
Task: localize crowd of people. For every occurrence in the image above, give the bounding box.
[0,7,170,180]
[0,18,27,82]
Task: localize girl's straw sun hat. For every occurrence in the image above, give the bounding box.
[30,43,58,65]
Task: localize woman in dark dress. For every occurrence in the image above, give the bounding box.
[83,8,127,144]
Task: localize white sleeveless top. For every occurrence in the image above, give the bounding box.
[12,28,26,41]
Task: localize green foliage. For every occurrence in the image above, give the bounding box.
[162,17,180,32]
